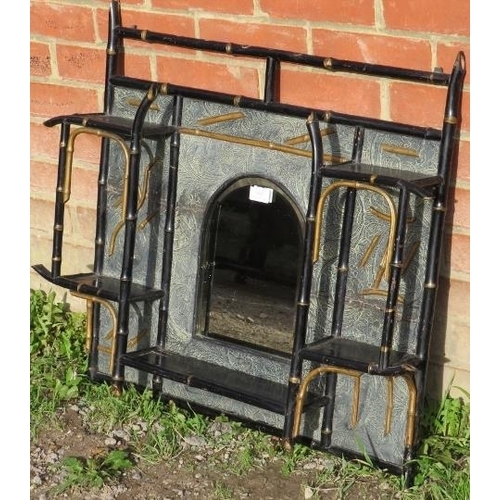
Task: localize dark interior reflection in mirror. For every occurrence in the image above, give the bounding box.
[196,178,304,355]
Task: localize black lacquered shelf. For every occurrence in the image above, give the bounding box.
[300,337,423,375]
[32,265,164,302]
[44,113,175,139]
[320,161,443,198]
[121,347,290,414]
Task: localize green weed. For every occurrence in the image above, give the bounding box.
[212,480,234,499]
[280,442,314,477]
[53,449,133,494]
[407,384,470,499]
[30,289,88,436]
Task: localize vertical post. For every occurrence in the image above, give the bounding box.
[152,94,184,394]
[283,114,323,446]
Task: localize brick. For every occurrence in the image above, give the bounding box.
[97,3,190,42]
[436,278,470,319]
[30,42,51,77]
[31,122,61,159]
[383,0,469,36]
[74,205,98,245]
[30,198,57,236]
[312,31,432,70]
[446,186,470,230]
[56,45,106,84]
[455,139,470,183]
[122,54,154,81]
[57,239,95,276]
[280,70,381,118]
[429,319,470,367]
[30,82,100,119]
[118,0,145,5]
[442,232,470,275]
[157,55,260,98]
[30,235,53,270]
[30,3,97,42]
[260,0,375,25]
[457,89,470,134]
[390,82,447,129]
[152,0,254,15]
[120,10,195,36]
[96,5,113,43]
[30,160,59,195]
[199,19,307,53]
[66,166,100,204]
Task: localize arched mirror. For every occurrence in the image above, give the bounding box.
[196,177,304,355]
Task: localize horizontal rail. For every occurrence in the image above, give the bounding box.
[109,74,443,140]
[115,27,451,86]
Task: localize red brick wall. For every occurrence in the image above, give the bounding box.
[30,0,470,396]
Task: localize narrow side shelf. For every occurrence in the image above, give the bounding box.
[32,264,164,303]
[44,113,175,139]
[300,337,423,374]
[121,347,290,414]
[321,162,443,197]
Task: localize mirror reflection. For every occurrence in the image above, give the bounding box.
[198,180,304,354]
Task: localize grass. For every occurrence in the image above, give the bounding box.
[30,288,470,498]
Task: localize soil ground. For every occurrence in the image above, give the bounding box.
[30,405,401,500]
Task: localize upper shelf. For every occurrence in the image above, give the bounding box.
[32,265,164,303]
[44,113,175,140]
[320,161,443,198]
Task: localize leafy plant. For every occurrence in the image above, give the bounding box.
[407,384,470,499]
[30,289,88,436]
[54,450,133,493]
[280,442,314,477]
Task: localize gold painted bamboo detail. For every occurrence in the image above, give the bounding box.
[359,234,381,267]
[126,329,148,349]
[63,127,130,205]
[370,206,415,225]
[125,97,161,112]
[292,368,417,445]
[178,127,343,163]
[313,181,397,284]
[401,240,420,274]
[361,287,405,305]
[139,209,160,230]
[109,154,160,255]
[381,143,419,158]
[197,111,245,126]
[292,365,362,439]
[284,127,336,146]
[385,377,394,435]
[402,374,418,447]
[70,292,118,373]
[113,155,160,209]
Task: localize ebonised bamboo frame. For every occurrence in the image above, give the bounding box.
[33,0,466,484]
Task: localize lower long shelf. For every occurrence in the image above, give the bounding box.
[120,347,290,414]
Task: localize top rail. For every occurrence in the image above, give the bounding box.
[115,25,451,87]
